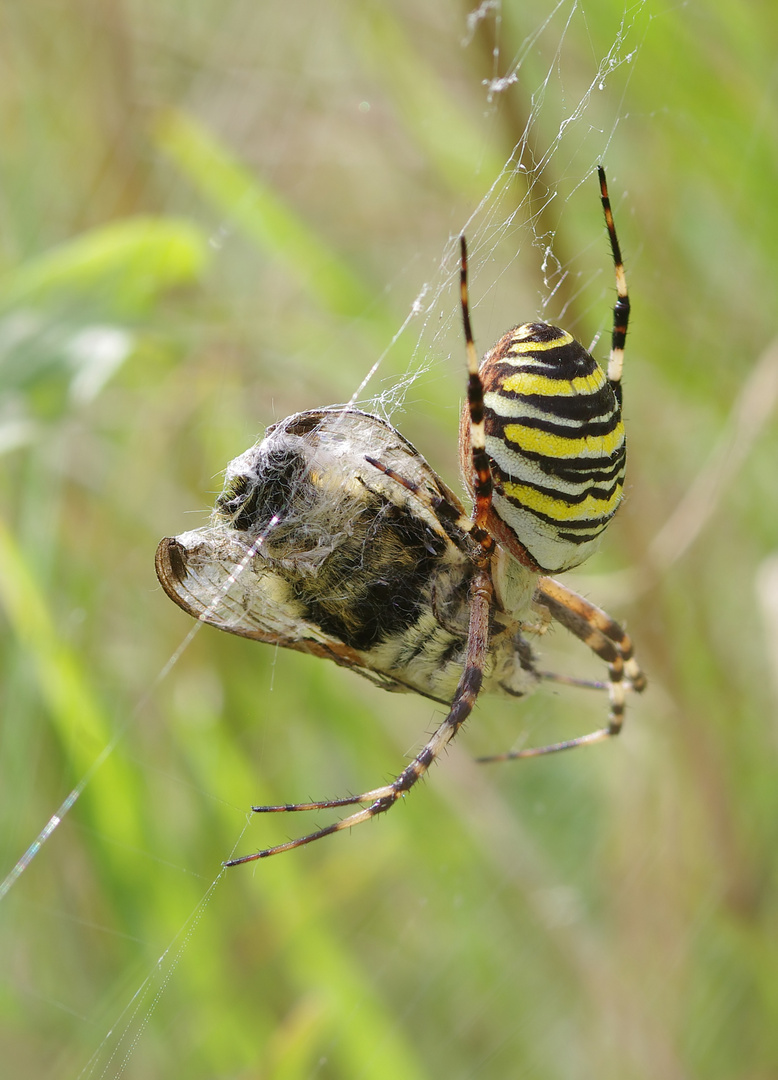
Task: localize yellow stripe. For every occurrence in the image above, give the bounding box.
[500,369,606,397]
[503,329,574,355]
[503,480,622,521]
[503,420,624,459]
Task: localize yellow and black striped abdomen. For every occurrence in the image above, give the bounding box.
[478,322,625,573]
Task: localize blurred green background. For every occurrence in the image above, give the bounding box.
[2,2,777,1078]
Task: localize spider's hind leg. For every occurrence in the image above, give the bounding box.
[537,577,646,692]
[477,576,645,764]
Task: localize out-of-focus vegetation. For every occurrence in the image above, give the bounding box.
[1,2,777,1078]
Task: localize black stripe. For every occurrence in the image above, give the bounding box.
[486,434,625,480]
[492,342,600,382]
[502,493,620,532]
[503,476,623,506]
[557,528,607,544]
[468,373,485,425]
[536,452,626,483]
[489,444,626,479]
[416,746,434,768]
[494,412,622,441]
[495,389,617,425]
[496,450,626,478]
[459,663,483,699]
[495,357,597,382]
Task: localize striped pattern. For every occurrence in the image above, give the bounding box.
[481,321,625,573]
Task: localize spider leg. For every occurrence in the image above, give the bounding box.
[537,577,646,691]
[477,576,645,763]
[537,670,608,691]
[224,565,493,865]
[364,456,483,544]
[460,236,495,540]
[598,166,630,394]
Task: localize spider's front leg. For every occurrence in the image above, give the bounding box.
[224,563,494,865]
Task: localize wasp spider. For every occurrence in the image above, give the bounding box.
[155,167,645,863]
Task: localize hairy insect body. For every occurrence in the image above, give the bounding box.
[156,408,540,707]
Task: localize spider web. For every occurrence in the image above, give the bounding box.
[356,3,643,426]
[1,3,653,1077]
